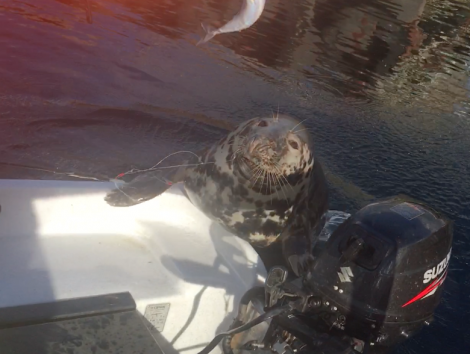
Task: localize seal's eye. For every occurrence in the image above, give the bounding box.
[289,140,299,150]
[258,120,268,127]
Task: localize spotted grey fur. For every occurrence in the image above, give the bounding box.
[105,114,328,277]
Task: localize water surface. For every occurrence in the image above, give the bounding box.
[0,0,469,352]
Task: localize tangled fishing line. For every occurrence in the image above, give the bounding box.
[111,150,214,202]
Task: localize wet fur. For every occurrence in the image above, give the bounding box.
[183,116,328,276]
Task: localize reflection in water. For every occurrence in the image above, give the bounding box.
[196,0,266,45]
[223,0,470,113]
[1,0,469,112]
[38,0,468,113]
[1,1,470,354]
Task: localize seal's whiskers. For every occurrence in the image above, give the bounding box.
[270,171,281,201]
[272,171,288,202]
[255,169,263,191]
[273,163,295,193]
[250,167,264,188]
[263,169,268,195]
[273,165,294,200]
[290,118,308,133]
[277,175,290,202]
[292,128,312,134]
[258,169,267,190]
[268,172,273,204]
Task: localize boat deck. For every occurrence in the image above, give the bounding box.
[0,179,266,354]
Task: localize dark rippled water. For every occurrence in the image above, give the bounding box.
[0,0,469,352]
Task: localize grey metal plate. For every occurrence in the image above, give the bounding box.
[0,310,165,354]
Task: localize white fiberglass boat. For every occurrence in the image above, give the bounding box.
[0,179,267,354]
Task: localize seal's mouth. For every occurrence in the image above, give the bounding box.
[236,137,281,175]
[233,134,290,189]
[237,155,285,189]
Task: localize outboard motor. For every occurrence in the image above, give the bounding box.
[304,195,453,353]
[198,195,453,354]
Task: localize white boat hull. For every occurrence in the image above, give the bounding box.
[0,179,267,353]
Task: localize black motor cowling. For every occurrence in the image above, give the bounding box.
[307,195,453,352]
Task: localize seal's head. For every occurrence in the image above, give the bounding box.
[232,114,314,189]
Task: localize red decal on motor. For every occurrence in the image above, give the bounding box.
[402,270,448,308]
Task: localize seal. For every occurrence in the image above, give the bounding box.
[105,114,329,276]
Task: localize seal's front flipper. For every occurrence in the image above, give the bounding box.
[105,166,186,207]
